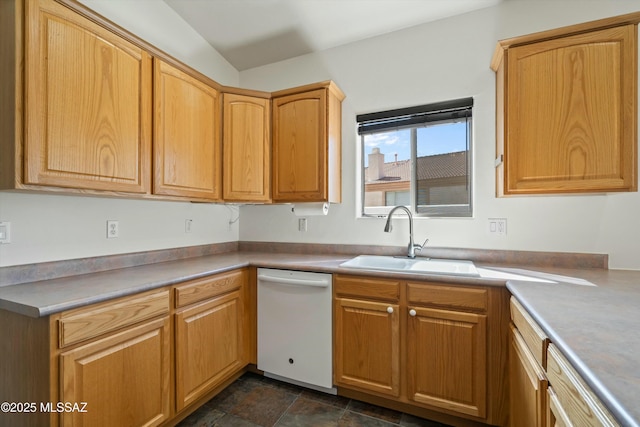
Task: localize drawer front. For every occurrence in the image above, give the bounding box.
[407,282,487,312]
[334,274,400,301]
[59,289,170,348]
[175,269,246,308]
[547,344,619,427]
[510,297,549,369]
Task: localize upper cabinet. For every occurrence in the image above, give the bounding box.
[0,0,344,204]
[154,59,222,201]
[6,0,153,194]
[222,91,271,202]
[491,13,640,196]
[272,81,345,203]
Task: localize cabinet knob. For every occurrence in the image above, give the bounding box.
[387,306,394,314]
[409,309,417,317]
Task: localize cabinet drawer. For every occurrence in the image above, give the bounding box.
[510,297,549,369]
[547,344,619,427]
[59,289,169,348]
[175,269,246,308]
[334,274,400,301]
[407,282,487,312]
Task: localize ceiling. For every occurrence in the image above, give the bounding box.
[164,0,504,71]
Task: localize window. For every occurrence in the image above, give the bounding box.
[357,98,473,217]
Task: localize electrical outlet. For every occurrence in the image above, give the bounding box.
[488,218,507,236]
[298,218,308,232]
[185,219,193,233]
[106,220,119,238]
[0,221,11,244]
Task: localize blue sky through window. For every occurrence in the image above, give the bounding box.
[364,122,467,166]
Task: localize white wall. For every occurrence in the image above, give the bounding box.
[78,0,239,86]
[0,0,241,267]
[238,0,640,270]
[3,0,640,269]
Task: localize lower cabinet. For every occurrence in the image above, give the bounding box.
[509,324,548,427]
[407,306,486,418]
[405,282,489,419]
[546,344,619,427]
[59,317,171,427]
[334,276,400,397]
[175,283,246,410]
[0,269,251,427]
[547,386,572,427]
[334,274,509,426]
[510,296,620,427]
[509,297,550,427]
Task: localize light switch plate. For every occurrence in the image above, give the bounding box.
[0,221,10,244]
[488,218,507,236]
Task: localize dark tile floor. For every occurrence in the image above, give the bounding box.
[177,372,452,427]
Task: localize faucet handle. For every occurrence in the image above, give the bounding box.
[415,238,429,253]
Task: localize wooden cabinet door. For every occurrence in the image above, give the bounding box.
[175,290,245,410]
[154,59,221,200]
[510,325,548,427]
[407,306,487,418]
[59,317,171,427]
[272,89,328,202]
[222,93,270,202]
[547,387,571,427]
[502,25,637,195]
[334,297,400,397]
[24,0,152,193]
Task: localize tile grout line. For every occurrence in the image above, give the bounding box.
[344,399,405,427]
[272,393,299,427]
[179,373,449,427]
[272,388,352,426]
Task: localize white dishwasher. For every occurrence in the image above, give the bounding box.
[257,268,335,394]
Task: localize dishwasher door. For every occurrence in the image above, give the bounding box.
[257,268,335,393]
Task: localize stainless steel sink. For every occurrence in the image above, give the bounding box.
[339,255,481,277]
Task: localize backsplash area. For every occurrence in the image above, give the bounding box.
[0,242,607,287]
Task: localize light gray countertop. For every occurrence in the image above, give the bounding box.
[1,250,640,426]
[4,250,636,318]
[0,252,348,317]
[0,251,521,317]
[508,281,640,427]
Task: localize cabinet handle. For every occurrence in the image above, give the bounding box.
[409,309,417,317]
[387,306,394,314]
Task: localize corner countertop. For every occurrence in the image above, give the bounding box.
[508,281,640,427]
[1,250,640,426]
[3,250,628,318]
[0,252,345,317]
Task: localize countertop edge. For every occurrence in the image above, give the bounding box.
[0,259,254,318]
[0,253,520,319]
[508,285,639,427]
[0,251,633,319]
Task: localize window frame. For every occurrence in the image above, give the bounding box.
[357,98,473,218]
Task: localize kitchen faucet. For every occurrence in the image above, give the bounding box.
[383,205,427,259]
